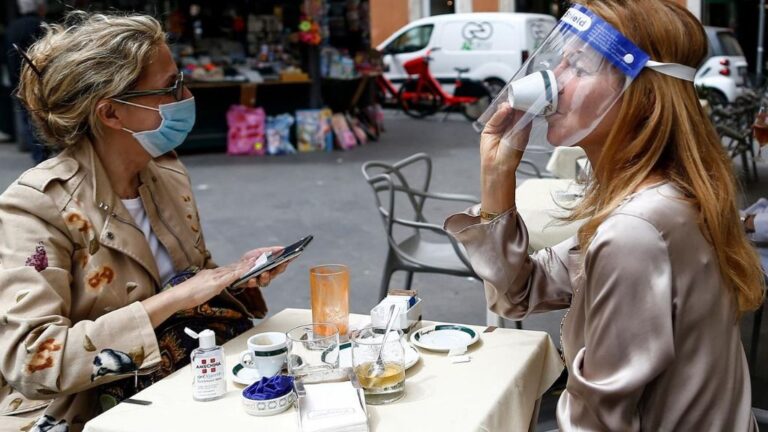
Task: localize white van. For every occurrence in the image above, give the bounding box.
[377,13,557,95]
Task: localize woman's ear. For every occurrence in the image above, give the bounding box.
[95,99,125,131]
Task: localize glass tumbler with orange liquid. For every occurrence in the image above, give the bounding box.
[753,103,768,146]
[309,265,349,337]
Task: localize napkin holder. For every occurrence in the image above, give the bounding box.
[371,293,422,333]
[294,368,369,432]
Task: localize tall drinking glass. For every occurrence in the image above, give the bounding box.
[286,323,340,378]
[309,265,349,337]
[754,102,768,147]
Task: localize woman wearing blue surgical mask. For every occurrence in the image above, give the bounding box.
[447,0,763,430]
[0,12,289,430]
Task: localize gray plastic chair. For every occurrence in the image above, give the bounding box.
[362,153,520,329]
[362,153,479,297]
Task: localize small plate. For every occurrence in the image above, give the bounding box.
[232,363,263,386]
[337,341,420,370]
[410,325,479,352]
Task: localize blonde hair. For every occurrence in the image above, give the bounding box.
[17,11,165,148]
[567,0,765,314]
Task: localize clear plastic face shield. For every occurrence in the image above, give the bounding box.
[475,4,696,153]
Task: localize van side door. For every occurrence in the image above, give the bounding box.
[526,18,556,54]
[382,24,435,86]
[435,19,519,88]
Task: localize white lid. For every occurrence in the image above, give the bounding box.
[184,327,217,349]
[197,329,216,349]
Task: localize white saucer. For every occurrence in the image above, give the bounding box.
[410,325,479,352]
[232,363,263,386]
[337,341,420,370]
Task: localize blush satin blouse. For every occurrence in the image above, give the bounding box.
[445,183,756,431]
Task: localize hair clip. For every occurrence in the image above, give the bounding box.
[12,43,42,78]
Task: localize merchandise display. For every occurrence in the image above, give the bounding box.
[331,113,358,150]
[266,113,297,155]
[227,105,267,156]
[296,109,334,152]
[80,0,378,154]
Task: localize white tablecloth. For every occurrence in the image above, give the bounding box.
[85,309,563,432]
[516,179,584,250]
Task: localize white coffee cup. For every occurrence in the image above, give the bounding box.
[507,69,559,116]
[239,332,288,378]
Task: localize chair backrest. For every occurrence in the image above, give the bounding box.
[361,153,475,271]
[361,153,433,232]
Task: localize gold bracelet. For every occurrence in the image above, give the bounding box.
[480,209,499,221]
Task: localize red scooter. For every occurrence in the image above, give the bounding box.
[397,48,491,121]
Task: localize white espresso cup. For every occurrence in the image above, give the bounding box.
[507,69,559,116]
[239,332,288,378]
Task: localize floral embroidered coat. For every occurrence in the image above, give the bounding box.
[0,141,267,431]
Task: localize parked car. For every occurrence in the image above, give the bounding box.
[695,26,749,105]
[377,13,557,96]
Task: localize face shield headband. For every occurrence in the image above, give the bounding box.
[475,4,697,153]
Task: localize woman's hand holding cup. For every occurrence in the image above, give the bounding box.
[480,103,528,215]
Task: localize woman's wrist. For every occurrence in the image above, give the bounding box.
[142,288,185,328]
[481,179,516,215]
[171,280,199,311]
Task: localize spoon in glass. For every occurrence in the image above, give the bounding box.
[368,304,398,377]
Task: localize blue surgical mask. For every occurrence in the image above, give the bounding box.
[114,97,196,157]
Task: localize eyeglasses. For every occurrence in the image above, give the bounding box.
[116,72,186,101]
[562,49,603,76]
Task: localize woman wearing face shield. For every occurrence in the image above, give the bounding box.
[0,13,289,430]
[446,0,763,430]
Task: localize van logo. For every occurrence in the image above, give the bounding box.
[462,21,493,41]
[562,8,592,32]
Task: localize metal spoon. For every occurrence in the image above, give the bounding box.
[368,304,398,377]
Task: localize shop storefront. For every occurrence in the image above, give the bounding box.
[3,0,383,154]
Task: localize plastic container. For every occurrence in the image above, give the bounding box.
[184,327,226,401]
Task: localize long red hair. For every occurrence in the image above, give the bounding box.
[567,0,764,313]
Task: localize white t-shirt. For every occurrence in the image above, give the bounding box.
[121,197,175,285]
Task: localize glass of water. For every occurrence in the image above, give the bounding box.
[351,327,406,405]
[286,323,340,378]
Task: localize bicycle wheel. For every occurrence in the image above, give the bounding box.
[398,80,442,118]
[456,80,492,121]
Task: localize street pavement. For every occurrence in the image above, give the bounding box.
[0,109,765,424]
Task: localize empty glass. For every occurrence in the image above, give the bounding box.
[286,323,340,378]
[351,327,406,405]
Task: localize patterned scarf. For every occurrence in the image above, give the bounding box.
[96,267,253,411]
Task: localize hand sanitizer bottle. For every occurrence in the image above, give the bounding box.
[184,327,226,401]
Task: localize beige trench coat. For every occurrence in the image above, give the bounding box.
[0,141,267,431]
